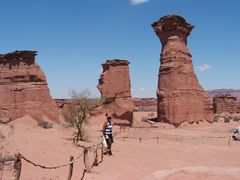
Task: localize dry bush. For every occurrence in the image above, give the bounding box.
[63,90,105,143]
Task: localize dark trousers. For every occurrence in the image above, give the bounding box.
[105,134,113,155]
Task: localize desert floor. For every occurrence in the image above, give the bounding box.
[1,112,240,180]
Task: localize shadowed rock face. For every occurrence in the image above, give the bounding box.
[97,59,134,125]
[152,15,213,126]
[0,51,59,122]
[213,94,240,114]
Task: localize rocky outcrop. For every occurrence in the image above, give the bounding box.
[152,15,213,126]
[97,59,134,125]
[213,94,240,114]
[0,51,59,122]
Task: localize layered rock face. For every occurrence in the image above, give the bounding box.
[97,60,134,125]
[152,15,213,126]
[213,94,240,114]
[0,51,59,122]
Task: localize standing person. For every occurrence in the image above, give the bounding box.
[103,116,113,155]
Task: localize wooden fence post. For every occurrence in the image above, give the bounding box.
[12,154,21,180]
[228,136,231,147]
[83,148,91,173]
[92,147,98,167]
[0,159,3,180]
[100,143,104,162]
[67,156,74,180]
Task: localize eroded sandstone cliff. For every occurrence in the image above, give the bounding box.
[97,59,134,125]
[0,51,59,122]
[213,94,240,114]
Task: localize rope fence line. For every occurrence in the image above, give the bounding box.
[19,151,84,170]
[112,126,160,137]
[76,141,103,150]
[0,137,105,180]
[115,135,232,140]
[115,135,233,145]
[113,125,234,145]
[113,125,182,136]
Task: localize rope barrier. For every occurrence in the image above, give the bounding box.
[0,139,103,166]
[19,150,84,170]
[19,137,104,169]
[132,126,159,129]
[76,141,103,150]
[115,135,232,142]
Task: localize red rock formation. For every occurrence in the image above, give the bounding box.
[208,89,240,101]
[133,98,157,111]
[0,51,59,122]
[152,15,213,126]
[97,59,134,125]
[213,94,240,114]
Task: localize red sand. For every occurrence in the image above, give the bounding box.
[1,112,240,179]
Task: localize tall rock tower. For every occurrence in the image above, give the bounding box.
[97,59,134,125]
[0,51,59,122]
[152,15,213,126]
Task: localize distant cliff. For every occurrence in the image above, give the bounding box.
[55,89,240,113]
[207,89,240,100]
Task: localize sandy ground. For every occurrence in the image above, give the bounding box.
[1,112,240,180]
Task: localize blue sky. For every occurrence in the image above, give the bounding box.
[1,0,240,98]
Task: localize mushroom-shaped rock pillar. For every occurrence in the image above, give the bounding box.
[152,15,213,126]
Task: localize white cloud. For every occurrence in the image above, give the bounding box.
[139,88,145,91]
[196,64,211,72]
[131,0,149,5]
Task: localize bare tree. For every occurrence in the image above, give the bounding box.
[63,90,104,143]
